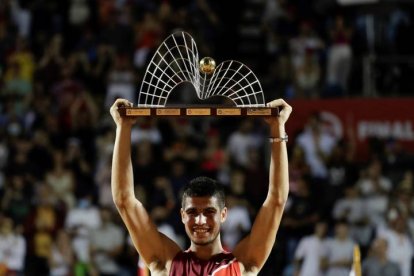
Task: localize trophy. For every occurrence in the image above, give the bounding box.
[118,32,278,117]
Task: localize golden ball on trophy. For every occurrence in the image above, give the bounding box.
[199,57,216,74]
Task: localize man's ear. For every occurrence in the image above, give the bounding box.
[220,207,227,223]
[180,208,185,224]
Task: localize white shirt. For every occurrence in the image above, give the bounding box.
[50,245,71,276]
[65,206,102,231]
[227,132,261,167]
[294,235,327,276]
[65,205,102,262]
[0,233,26,271]
[333,198,373,246]
[91,223,125,274]
[333,197,366,224]
[296,129,336,178]
[365,195,389,227]
[358,177,392,196]
[324,238,354,276]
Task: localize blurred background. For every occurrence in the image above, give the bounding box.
[1,0,414,275]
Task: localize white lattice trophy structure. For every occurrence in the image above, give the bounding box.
[119,31,278,117]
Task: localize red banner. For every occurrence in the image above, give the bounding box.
[286,98,414,160]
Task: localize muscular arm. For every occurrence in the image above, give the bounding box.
[234,99,292,272]
[110,99,181,271]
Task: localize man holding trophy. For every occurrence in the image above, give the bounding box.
[109,31,292,275]
[110,97,292,275]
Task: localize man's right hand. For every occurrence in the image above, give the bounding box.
[109,98,137,127]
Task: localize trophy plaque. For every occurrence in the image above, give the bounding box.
[118,32,278,117]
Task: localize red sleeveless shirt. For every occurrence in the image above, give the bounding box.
[169,250,242,276]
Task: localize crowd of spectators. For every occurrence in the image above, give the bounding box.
[1,0,414,275]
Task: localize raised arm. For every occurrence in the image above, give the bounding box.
[233,99,292,272]
[110,99,181,272]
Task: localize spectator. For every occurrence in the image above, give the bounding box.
[377,213,413,276]
[2,37,34,115]
[357,159,392,229]
[9,0,31,38]
[362,237,401,276]
[381,139,413,181]
[163,136,200,165]
[68,0,90,29]
[90,43,115,97]
[0,215,26,275]
[296,112,337,181]
[200,129,228,180]
[95,157,114,208]
[325,15,353,96]
[148,175,176,219]
[90,207,125,276]
[27,129,54,181]
[168,157,192,199]
[131,118,162,145]
[244,146,268,208]
[4,37,34,83]
[282,176,320,265]
[104,54,136,109]
[65,138,95,199]
[221,170,252,250]
[357,159,392,197]
[133,11,164,69]
[262,0,295,56]
[390,180,414,236]
[45,150,76,209]
[288,145,310,195]
[24,183,63,275]
[65,193,101,273]
[1,175,31,225]
[321,221,355,276]
[289,21,324,71]
[2,59,32,115]
[132,140,159,188]
[293,221,328,276]
[226,119,262,168]
[333,186,372,252]
[37,34,65,92]
[293,49,321,98]
[49,229,75,276]
[325,139,358,203]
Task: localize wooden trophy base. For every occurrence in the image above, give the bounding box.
[118,106,279,117]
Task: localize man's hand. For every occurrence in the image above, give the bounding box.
[265,98,292,126]
[265,99,292,137]
[109,98,137,127]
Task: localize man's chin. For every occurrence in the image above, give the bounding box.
[191,233,219,246]
[191,234,211,245]
[193,239,213,246]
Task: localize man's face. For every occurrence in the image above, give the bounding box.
[181,196,227,246]
[335,223,349,239]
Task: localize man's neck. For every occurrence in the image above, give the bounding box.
[189,240,225,260]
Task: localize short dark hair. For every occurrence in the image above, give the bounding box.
[181,176,225,209]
